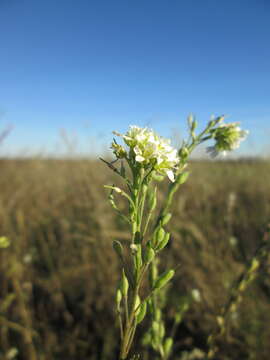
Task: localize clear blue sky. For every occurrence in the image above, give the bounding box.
[0,0,269,157]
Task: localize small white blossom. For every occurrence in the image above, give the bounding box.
[113,126,179,181]
[130,243,138,254]
[207,122,248,158]
[191,288,201,302]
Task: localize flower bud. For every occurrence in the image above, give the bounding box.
[191,120,198,132]
[156,232,170,251]
[161,213,172,226]
[111,142,127,158]
[114,187,122,193]
[120,269,129,297]
[187,114,194,128]
[116,289,122,309]
[178,146,189,159]
[130,243,138,255]
[144,247,155,264]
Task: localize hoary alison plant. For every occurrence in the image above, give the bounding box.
[102,116,248,360]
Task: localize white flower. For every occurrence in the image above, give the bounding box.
[113,126,179,181]
[207,122,248,158]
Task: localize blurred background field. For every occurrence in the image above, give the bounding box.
[1,1,270,358]
[0,157,270,360]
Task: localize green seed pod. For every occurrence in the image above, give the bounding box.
[164,337,173,358]
[144,246,155,264]
[157,227,165,242]
[159,323,165,339]
[153,269,175,290]
[154,308,161,322]
[116,289,122,309]
[152,320,160,335]
[149,263,158,287]
[136,301,147,324]
[148,186,157,211]
[156,232,170,251]
[161,213,172,226]
[151,226,165,249]
[120,269,129,297]
[113,240,123,259]
[135,244,142,270]
[177,171,189,185]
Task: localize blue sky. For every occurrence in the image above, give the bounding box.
[0,0,269,157]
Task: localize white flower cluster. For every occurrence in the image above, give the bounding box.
[207,122,248,157]
[113,126,179,181]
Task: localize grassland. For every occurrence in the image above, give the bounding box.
[0,158,270,360]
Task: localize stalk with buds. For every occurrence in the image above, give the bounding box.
[102,115,248,360]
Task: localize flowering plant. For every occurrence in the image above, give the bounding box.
[102,115,248,360]
[207,122,249,157]
[112,126,179,182]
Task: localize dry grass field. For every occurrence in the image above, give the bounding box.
[0,158,270,360]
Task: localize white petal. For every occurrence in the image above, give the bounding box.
[135,155,145,162]
[166,170,175,182]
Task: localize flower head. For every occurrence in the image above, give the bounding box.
[207,122,248,157]
[113,126,179,181]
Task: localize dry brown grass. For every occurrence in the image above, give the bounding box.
[0,158,270,360]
